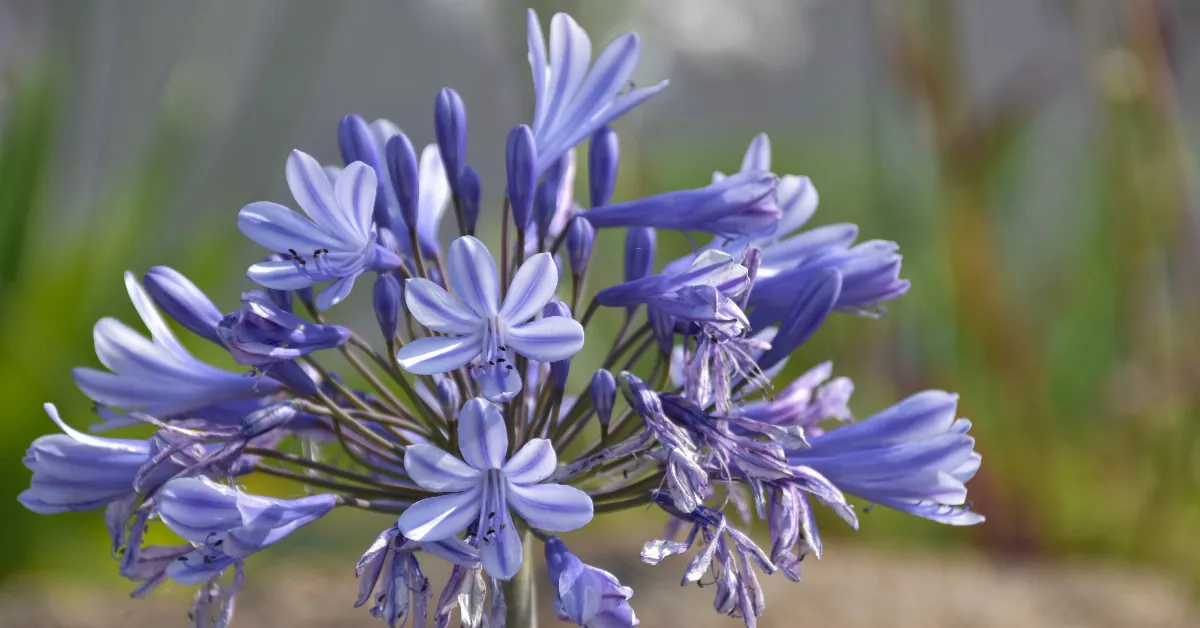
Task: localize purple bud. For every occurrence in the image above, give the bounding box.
[624,227,656,283]
[436,378,461,420]
[588,125,619,207]
[533,179,558,242]
[565,217,595,277]
[458,166,481,233]
[543,301,573,389]
[757,268,842,371]
[545,536,638,628]
[338,114,380,170]
[434,88,467,193]
[373,273,402,342]
[386,133,420,230]
[589,369,616,427]
[506,125,536,230]
[143,266,223,345]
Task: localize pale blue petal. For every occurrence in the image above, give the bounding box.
[481,485,523,580]
[237,201,333,253]
[505,317,584,363]
[285,150,355,238]
[123,272,189,361]
[404,444,482,492]
[502,439,556,485]
[541,13,592,134]
[405,278,481,334]
[527,9,551,131]
[506,483,593,532]
[397,485,483,541]
[499,253,559,323]
[246,260,314,290]
[739,133,771,173]
[457,398,507,471]
[773,175,819,236]
[316,273,357,310]
[396,333,482,375]
[334,161,377,241]
[447,236,500,317]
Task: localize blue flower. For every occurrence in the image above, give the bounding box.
[545,536,638,628]
[397,398,593,579]
[18,403,177,515]
[72,272,279,421]
[218,290,350,366]
[526,10,668,176]
[788,390,984,526]
[396,236,585,402]
[157,476,337,585]
[583,172,782,238]
[239,150,402,310]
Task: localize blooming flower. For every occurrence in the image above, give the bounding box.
[397,235,585,402]
[72,272,279,422]
[545,536,638,628]
[526,10,668,175]
[788,390,984,525]
[157,476,338,584]
[397,398,593,579]
[583,172,782,238]
[239,150,402,309]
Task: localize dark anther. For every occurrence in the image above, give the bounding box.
[496,358,506,363]
[288,248,299,257]
[378,593,386,603]
[297,258,306,265]
[506,365,513,371]
[177,556,189,563]
[203,555,214,564]
[498,345,506,351]
[487,527,496,536]
[488,511,495,519]
[421,577,429,592]
[488,360,495,366]
[213,539,223,547]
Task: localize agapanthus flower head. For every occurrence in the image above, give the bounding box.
[19,9,981,628]
[239,150,402,309]
[396,235,584,402]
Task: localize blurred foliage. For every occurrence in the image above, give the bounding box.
[2,0,1199,601]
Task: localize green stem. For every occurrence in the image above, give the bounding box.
[503,529,538,628]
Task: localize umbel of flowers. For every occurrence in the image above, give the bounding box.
[19,9,982,628]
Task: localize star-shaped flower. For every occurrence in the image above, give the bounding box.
[397,398,593,579]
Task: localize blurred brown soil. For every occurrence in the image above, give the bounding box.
[2,543,1195,628]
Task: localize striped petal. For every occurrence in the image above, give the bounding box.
[396,333,482,375]
[447,236,500,317]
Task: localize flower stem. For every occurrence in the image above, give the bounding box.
[503,528,538,628]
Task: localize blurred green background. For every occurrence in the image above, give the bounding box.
[1,0,1199,623]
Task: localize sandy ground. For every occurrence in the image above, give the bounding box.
[2,543,1196,628]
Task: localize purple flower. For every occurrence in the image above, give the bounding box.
[788,391,984,526]
[238,150,402,309]
[545,536,638,627]
[217,290,350,367]
[18,403,177,515]
[157,476,337,584]
[583,172,782,238]
[396,236,585,402]
[72,272,279,421]
[526,10,668,176]
[397,398,593,579]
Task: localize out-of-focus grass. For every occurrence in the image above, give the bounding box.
[2,1,1199,600]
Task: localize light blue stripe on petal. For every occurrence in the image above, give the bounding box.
[316,273,358,310]
[457,398,507,471]
[505,316,584,363]
[396,332,482,375]
[334,161,377,242]
[397,485,483,542]
[447,236,500,317]
[499,252,559,323]
[247,261,314,290]
[405,277,481,334]
[502,439,556,485]
[506,483,593,532]
[404,443,481,492]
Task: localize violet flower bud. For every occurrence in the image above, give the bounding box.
[458,166,481,234]
[588,125,619,207]
[545,536,638,627]
[534,178,558,243]
[338,113,393,233]
[506,125,537,230]
[386,132,421,231]
[624,227,656,283]
[565,218,595,277]
[756,268,841,371]
[589,368,616,428]
[543,301,573,389]
[436,377,461,421]
[143,266,223,345]
[434,87,467,193]
[373,273,402,342]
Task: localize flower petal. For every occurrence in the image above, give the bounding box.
[457,398,507,471]
[481,484,523,580]
[499,253,559,323]
[396,333,482,375]
[447,236,500,317]
[123,272,189,361]
[541,13,592,134]
[506,483,593,532]
[405,278,481,334]
[316,273,357,310]
[502,439,557,485]
[334,161,377,242]
[404,444,482,492]
[286,150,359,242]
[474,363,523,403]
[397,485,483,542]
[416,144,452,253]
[238,201,332,253]
[504,316,584,363]
[246,260,313,290]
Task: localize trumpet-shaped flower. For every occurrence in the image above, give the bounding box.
[397,236,585,402]
[239,150,402,310]
[397,398,593,579]
[72,273,279,420]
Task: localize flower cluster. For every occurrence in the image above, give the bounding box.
[19,9,981,628]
